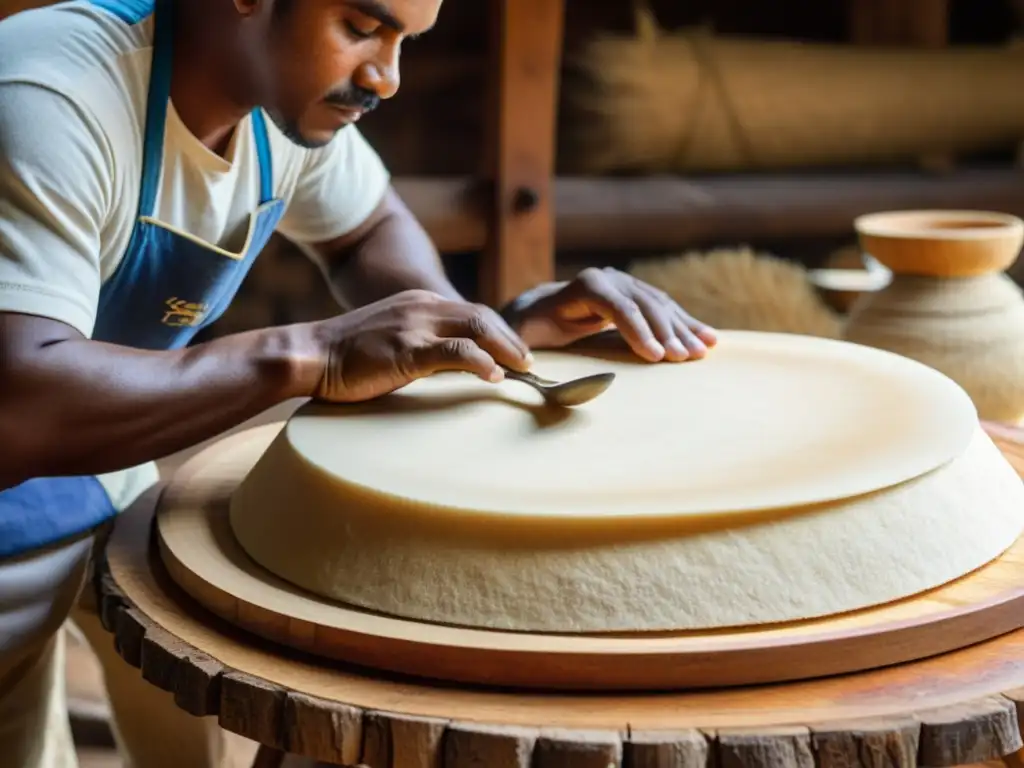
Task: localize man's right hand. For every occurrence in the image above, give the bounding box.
[307,289,534,402]
[0,294,531,486]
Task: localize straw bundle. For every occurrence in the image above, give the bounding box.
[563,10,1024,173]
[630,246,1024,421]
[629,247,843,338]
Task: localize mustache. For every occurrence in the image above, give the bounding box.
[324,85,380,113]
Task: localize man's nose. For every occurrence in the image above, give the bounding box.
[354,46,401,101]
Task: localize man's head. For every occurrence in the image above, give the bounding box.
[219,0,440,148]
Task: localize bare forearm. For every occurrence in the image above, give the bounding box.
[0,317,322,487]
[325,192,463,309]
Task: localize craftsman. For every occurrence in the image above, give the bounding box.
[0,0,716,765]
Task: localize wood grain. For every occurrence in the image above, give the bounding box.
[625,730,711,768]
[385,172,1024,256]
[283,692,362,765]
[917,697,1022,766]
[362,710,447,768]
[716,726,815,768]
[532,729,623,768]
[442,724,537,768]
[94,425,1024,766]
[810,716,919,767]
[478,0,562,306]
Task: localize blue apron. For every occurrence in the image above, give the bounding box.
[0,0,286,558]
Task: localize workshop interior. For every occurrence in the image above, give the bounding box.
[4,0,1024,766]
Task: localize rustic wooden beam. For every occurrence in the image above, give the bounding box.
[477,0,564,307]
[394,168,1024,255]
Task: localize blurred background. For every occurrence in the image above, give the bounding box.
[183,0,1024,345]
[3,1,1024,765]
[203,0,1024,336]
[5,0,1024,335]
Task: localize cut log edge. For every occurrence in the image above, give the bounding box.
[93,544,1024,766]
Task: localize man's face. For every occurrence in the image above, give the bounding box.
[254,0,440,148]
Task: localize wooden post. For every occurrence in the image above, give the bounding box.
[478,0,564,308]
[251,746,287,768]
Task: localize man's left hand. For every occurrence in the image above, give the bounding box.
[505,267,717,362]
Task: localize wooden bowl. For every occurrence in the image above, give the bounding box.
[854,210,1024,277]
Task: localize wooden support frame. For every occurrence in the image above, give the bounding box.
[395,169,1024,255]
[478,0,564,307]
[464,0,977,306]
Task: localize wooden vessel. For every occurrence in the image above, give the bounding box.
[93,426,1024,766]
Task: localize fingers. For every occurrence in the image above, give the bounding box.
[434,303,533,373]
[629,290,684,361]
[572,269,665,362]
[320,294,534,400]
[409,337,504,383]
[391,293,532,369]
[635,284,715,361]
[395,300,532,384]
[481,306,535,369]
[676,305,718,347]
[572,269,717,362]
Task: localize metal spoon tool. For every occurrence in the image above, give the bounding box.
[501,367,616,407]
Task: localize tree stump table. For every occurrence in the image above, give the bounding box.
[93,423,1024,768]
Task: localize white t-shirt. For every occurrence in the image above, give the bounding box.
[0,1,390,339]
[0,1,390,536]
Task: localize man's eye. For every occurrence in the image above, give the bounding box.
[345,20,375,39]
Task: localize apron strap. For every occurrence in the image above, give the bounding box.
[89,0,154,24]
[250,109,275,205]
[86,0,165,219]
[133,0,276,216]
[135,0,173,219]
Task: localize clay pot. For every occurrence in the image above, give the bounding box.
[844,211,1024,423]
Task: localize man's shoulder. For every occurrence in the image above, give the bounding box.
[0,1,153,124]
